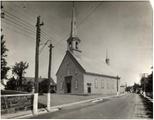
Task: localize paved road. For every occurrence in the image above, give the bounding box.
[29,93,152,119]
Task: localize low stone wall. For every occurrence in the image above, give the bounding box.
[1,94,33,114]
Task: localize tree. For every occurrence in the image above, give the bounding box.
[146,72,153,92]
[12,61,29,90]
[25,81,34,92]
[1,34,10,84]
[39,79,50,93]
[133,83,141,93]
[5,77,17,90]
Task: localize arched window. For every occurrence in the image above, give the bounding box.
[69,42,72,48]
[94,79,98,88]
[60,81,63,90]
[75,42,78,49]
[75,79,78,89]
[101,79,104,88]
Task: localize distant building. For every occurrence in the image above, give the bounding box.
[56,4,120,95]
[120,85,126,94]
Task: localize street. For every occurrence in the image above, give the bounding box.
[28,93,152,119]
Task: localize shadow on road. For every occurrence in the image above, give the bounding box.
[140,95,153,118]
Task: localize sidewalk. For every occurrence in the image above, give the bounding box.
[1,108,59,119]
[1,93,126,119]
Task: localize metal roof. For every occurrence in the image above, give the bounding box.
[70,51,118,77]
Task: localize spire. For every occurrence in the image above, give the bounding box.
[70,2,77,38]
[67,1,81,56]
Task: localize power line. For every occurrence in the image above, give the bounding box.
[4,17,35,35]
[4,13,35,33]
[3,9,57,43]
[39,40,50,54]
[6,2,35,24]
[54,2,102,46]
[79,2,102,26]
[2,20,36,41]
[3,16,52,52]
[3,17,49,42]
[12,3,59,40]
[4,14,50,42]
[3,2,102,53]
[3,10,35,30]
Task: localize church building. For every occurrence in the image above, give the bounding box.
[56,3,120,95]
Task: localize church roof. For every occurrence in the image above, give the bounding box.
[69,51,119,78]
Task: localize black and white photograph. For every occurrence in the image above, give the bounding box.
[1,0,153,119]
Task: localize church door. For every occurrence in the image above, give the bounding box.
[88,86,91,93]
[65,76,72,93]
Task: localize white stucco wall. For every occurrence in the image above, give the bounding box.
[83,74,120,95]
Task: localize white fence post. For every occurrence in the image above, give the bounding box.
[33,93,38,115]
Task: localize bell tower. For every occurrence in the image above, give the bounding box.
[67,2,81,56]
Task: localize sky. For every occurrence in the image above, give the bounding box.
[1,1,153,86]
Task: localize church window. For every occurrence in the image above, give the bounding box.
[111,81,114,89]
[94,79,98,88]
[75,79,78,89]
[76,42,78,49]
[60,82,63,90]
[107,81,109,89]
[101,79,104,88]
[69,42,72,48]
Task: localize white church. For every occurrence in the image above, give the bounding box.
[56,3,121,95]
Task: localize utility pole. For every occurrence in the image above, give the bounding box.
[33,16,44,115]
[117,75,120,96]
[47,42,54,111]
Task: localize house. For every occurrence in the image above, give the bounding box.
[56,4,120,95]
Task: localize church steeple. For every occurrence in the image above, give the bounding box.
[70,2,77,37]
[67,2,81,55]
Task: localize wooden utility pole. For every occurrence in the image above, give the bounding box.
[47,43,54,111]
[33,16,44,115]
[117,75,120,96]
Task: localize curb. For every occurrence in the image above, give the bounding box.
[2,93,126,119]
